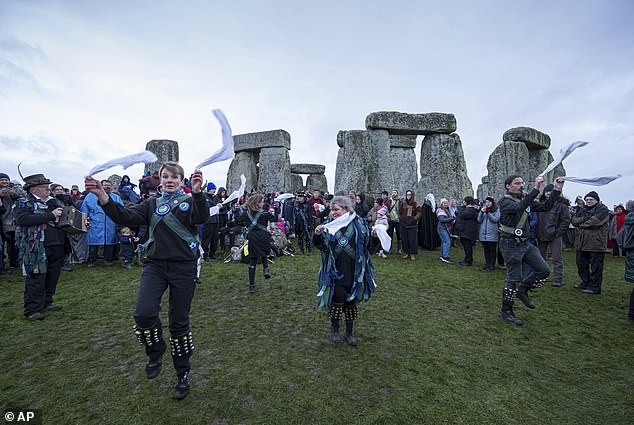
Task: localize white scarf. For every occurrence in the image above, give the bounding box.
[372,223,392,252]
[539,141,588,177]
[88,151,158,176]
[195,109,235,169]
[323,212,356,235]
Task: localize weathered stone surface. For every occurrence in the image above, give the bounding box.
[334,129,414,199]
[258,147,291,193]
[480,141,530,200]
[386,147,418,196]
[290,164,326,175]
[306,174,328,193]
[528,149,566,186]
[145,139,179,174]
[503,127,551,150]
[417,133,472,202]
[365,111,457,135]
[389,134,417,148]
[234,130,291,153]
[226,151,258,193]
[290,173,304,193]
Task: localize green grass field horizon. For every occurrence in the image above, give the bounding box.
[1,245,632,424]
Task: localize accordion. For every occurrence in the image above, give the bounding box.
[59,206,89,234]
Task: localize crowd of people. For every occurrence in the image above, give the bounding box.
[2,167,633,399]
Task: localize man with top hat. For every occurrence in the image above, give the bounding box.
[85,161,208,400]
[293,190,314,255]
[497,174,565,326]
[571,190,610,295]
[14,173,67,320]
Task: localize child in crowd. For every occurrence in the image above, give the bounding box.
[119,227,138,268]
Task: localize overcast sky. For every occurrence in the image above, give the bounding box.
[1,0,633,206]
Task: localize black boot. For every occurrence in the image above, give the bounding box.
[307,240,313,256]
[248,265,256,293]
[499,286,523,326]
[133,324,166,379]
[263,263,271,279]
[173,371,190,400]
[516,283,536,309]
[298,239,305,255]
[345,320,357,346]
[330,318,340,343]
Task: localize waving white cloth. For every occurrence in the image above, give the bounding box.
[275,193,295,202]
[222,174,246,205]
[539,141,588,177]
[195,109,235,170]
[561,175,622,186]
[372,223,392,252]
[88,151,158,176]
[322,212,357,235]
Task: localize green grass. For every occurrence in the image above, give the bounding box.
[1,246,632,424]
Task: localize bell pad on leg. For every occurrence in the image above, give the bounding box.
[343,304,358,321]
[329,303,344,320]
[133,325,162,348]
[170,330,194,357]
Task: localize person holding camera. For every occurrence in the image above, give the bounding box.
[477,197,500,271]
[14,173,67,320]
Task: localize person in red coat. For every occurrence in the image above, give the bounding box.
[609,205,627,257]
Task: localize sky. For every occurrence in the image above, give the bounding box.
[1,0,633,207]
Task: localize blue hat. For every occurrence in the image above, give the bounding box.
[206,182,216,191]
[0,173,9,180]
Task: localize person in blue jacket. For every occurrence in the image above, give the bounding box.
[81,179,123,266]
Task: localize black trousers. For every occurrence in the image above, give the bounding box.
[23,245,65,316]
[576,250,605,293]
[201,223,219,258]
[88,244,115,263]
[481,241,498,267]
[4,230,20,267]
[460,237,475,264]
[387,220,400,243]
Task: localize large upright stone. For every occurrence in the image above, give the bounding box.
[335,130,372,193]
[306,174,328,193]
[386,147,418,196]
[365,111,457,135]
[290,174,304,193]
[233,130,291,153]
[145,139,179,174]
[417,133,472,202]
[290,164,326,175]
[528,149,566,186]
[481,141,530,200]
[108,174,121,190]
[258,147,291,193]
[226,151,258,193]
[503,127,551,150]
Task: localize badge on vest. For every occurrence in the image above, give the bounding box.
[179,202,190,212]
[514,228,524,237]
[338,236,349,247]
[156,204,171,215]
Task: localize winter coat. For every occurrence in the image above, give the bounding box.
[81,192,124,245]
[398,195,421,229]
[478,207,500,242]
[571,202,610,252]
[623,212,634,282]
[436,208,453,233]
[454,206,479,241]
[536,199,571,242]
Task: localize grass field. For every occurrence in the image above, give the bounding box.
[1,245,632,424]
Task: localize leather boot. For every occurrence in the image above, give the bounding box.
[173,371,190,400]
[263,263,271,279]
[248,265,256,293]
[330,318,340,343]
[499,307,523,326]
[517,283,536,309]
[500,287,523,326]
[345,320,357,346]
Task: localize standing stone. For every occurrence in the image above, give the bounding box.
[481,141,530,200]
[527,149,565,184]
[385,147,418,196]
[144,140,179,174]
[365,111,457,135]
[258,147,291,193]
[503,127,551,150]
[227,151,258,193]
[290,174,304,193]
[389,134,417,148]
[476,176,490,202]
[417,133,472,202]
[306,174,328,193]
[335,130,372,193]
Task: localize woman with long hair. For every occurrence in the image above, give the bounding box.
[478,197,500,270]
[436,198,454,263]
[236,194,276,293]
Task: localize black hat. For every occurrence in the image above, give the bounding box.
[296,191,306,197]
[585,191,600,202]
[543,184,554,193]
[23,173,52,189]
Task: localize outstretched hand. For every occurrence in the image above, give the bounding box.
[190,169,203,193]
[553,177,565,191]
[84,176,110,204]
[534,175,545,191]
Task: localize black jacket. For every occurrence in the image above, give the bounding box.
[498,188,560,238]
[536,199,570,242]
[454,206,479,241]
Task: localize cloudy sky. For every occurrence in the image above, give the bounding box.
[1,0,633,206]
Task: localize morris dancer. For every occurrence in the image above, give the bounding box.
[85,161,208,400]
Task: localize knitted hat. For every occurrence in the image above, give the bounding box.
[23,173,52,189]
[0,173,9,180]
[543,184,554,193]
[585,191,600,202]
[206,182,216,191]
